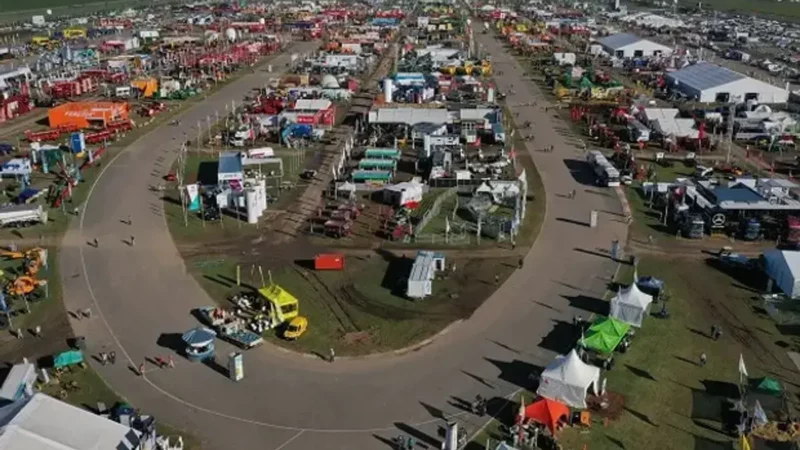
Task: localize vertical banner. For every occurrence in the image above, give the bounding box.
[185,184,201,212]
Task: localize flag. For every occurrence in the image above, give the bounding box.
[445,217,451,235]
[738,354,748,378]
[739,434,752,450]
[753,400,768,426]
[516,397,525,425]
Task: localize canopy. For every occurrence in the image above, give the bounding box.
[537,349,600,409]
[581,317,629,354]
[181,327,216,348]
[53,350,83,369]
[610,281,653,327]
[762,250,800,298]
[750,377,783,396]
[636,276,664,296]
[525,398,570,434]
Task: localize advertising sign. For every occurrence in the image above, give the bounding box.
[296,115,315,125]
[185,184,201,212]
[228,352,243,381]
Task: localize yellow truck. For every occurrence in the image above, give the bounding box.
[258,283,307,339]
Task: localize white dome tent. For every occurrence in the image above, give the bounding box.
[610,277,653,328]
[536,349,600,409]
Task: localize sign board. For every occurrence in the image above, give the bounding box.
[590,210,598,228]
[296,115,315,125]
[228,352,243,381]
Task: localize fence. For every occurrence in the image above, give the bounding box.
[414,187,458,236]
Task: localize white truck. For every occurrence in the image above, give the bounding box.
[0,204,48,228]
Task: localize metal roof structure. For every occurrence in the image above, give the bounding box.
[667,63,746,91]
[712,184,763,203]
[597,33,643,49]
[293,99,332,111]
[218,151,243,176]
[0,393,142,450]
[368,108,450,125]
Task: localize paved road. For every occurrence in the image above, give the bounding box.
[58,27,627,450]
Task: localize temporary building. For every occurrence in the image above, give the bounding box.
[524,398,570,434]
[666,63,789,104]
[762,250,800,298]
[47,101,129,129]
[406,251,446,299]
[537,349,600,409]
[609,281,653,327]
[596,33,673,59]
[0,393,142,450]
[0,364,36,403]
[581,317,630,354]
[181,327,216,348]
[382,181,425,207]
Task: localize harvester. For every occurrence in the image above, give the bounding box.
[0,248,47,276]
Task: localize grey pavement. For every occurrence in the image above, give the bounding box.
[58,27,627,450]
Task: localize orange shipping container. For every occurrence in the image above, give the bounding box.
[314,253,345,271]
[48,101,129,129]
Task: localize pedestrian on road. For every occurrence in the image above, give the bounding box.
[511,241,516,250]
[700,353,707,367]
[569,189,576,199]
[518,258,524,269]
[109,351,116,365]
[34,325,41,338]
[73,206,80,216]
[139,362,146,376]
[15,328,22,339]
[494,274,499,285]
[130,236,135,247]
[711,325,717,339]
[168,355,175,368]
[127,215,132,225]
[93,238,99,248]
[648,235,654,245]
[100,352,108,366]
[714,326,723,340]
[329,347,336,363]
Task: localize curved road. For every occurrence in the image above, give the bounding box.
[59,28,627,450]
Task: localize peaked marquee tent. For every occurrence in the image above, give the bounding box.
[610,280,653,327]
[537,349,600,409]
[525,398,570,434]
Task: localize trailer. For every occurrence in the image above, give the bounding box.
[0,204,48,228]
[195,306,264,349]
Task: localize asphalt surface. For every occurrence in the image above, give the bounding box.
[58,28,628,450]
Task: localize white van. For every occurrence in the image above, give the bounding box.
[247,147,274,158]
[114,86,131,98]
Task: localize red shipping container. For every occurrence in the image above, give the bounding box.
[314,253,345,271]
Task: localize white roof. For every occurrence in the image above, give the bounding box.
[763,250,800,299]
[0,364,35,402]
[368,108,450,126]
[384,181,424,193]
[615,281,653,309]
[652,118,698,139]
[293,99,331,111]
[641,108,679,123]
[0,393,141,450]
[537,349,600,408]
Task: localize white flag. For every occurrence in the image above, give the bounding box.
[753,400,768,426]
[445,217,451,235]
[738,354,748,377]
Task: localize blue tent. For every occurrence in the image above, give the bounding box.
[763,250,800,298]
[182,327,216,347]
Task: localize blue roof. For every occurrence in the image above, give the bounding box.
[598,33,644,49]
[666,63,745,91]
[218,151,243,175]
[712,184,763,203]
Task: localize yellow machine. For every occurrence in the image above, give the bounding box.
[7,276,46,296]
[31,36,51,47]
[258,283,308,340]
[63,27,87,39]
[0,248,47,276]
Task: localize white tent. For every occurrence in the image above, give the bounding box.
[763,250,800,298]
[536,349,600,409]
[610,281,653,327]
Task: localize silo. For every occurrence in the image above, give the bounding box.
[383,78,393,103]
[245,189,259,224]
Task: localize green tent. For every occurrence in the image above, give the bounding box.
[588,317,630,338]
[53,350,83,369]
[751,377,782,396]
[580,317,630,355]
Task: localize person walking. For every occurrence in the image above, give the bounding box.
[329,348,336,363]
[109,351,116,365]
[139,362,146,376]
[168,355,175,368]
[130,236,135,247]
[699,353,707,367]
[93,238,99,248]
[34,325,41,338]
[127,215,132,225]
[494,274,500,285]
[711,325,717,339]
[100,352,108,366]
[518,258,524,269]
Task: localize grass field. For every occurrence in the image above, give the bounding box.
[0,0,184,23]
[190,253,520,356]
[468,253,800,450]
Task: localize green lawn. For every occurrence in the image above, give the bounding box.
[557,255,797,450]
[190,254,498,356]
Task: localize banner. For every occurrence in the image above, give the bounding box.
[185,184,201,212]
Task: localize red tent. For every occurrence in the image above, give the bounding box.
[525,398,570,434]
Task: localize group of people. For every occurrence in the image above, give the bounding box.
[99,351,117,366]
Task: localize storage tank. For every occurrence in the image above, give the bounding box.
[245,189,259,224]
[383,78,393,103]
[225,28,237,42]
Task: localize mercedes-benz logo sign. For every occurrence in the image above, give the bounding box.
[712,214,726,226]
